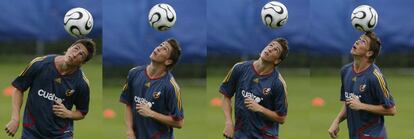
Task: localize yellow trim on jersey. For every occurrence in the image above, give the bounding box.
[19,56,47,76]
[373,69,389,98]
[278,73,288,107]
[222,62,244,83]
[81,71,90,87]
[170,77,182,111]
[122,82,128,92]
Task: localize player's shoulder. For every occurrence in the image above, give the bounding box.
[128,65,146,76]
[237,60,251,67]
[341,63,353,72]
[26,55,55,69]
[165,73,180,92]
[274,69,286,83]
[30,55,53,64]
[231,60,251,71]
[369,64,385,80]
[77,70,90,88]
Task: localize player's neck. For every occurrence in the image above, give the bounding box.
[353,57,372,73]
[253,59,274,76]
[55,56,79,76]
[147,62,167,79]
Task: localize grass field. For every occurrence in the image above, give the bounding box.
[0,56,102,139]
[102,78,206,139]
[206,68,414,139]
[2,59,414,139]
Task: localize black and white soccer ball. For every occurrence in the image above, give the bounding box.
[148,3,177,31]
[351,5,378,32]
[261,1,288,29]
[64,7,94,38]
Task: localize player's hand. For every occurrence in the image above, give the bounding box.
[126,130,136,139]
[328,122,340,139]
[5,119,19,137]
[53,101,71,119]
[223,121,234,139]
[244,97,263,112]
[345,94,365,110]
[136,103,154,118]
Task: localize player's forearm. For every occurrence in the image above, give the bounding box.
[124,105,134,132]
[68,110,85,120]
[259,107,286,124]
[333,103,347,124]
[11,88,23,121]
[150,111,183,129]
[221,95,233,124]
[361,103,396,116]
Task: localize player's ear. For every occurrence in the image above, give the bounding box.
[366,51,374,58]
[274,59,281,65]
[165,59,173,67]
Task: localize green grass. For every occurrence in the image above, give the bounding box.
[206,68,414,139]
[2,59,413,139]
[0,57,102,138]
[102,79,206,139]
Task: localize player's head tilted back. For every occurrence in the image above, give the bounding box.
[351,31,381,62]
[64,38,96,66]
[149,38,182,70]
[260,38,289,66]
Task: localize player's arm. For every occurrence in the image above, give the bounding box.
[259,105,286,123]
[124,105,135,138]
[5,88,24,137]
[52,101,86,120]
[360,103,396,116]
[331,102,347,125]
[244,98,286,123]
[222,94,234,138]
[222,94,233,126]
[67,110,85,120]
[136,103,183,128]
[328,102,347,139]
[346,94,396,116]
[150,108,183,129]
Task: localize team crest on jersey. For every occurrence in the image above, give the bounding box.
[145,82,151,88]
[262,88,271,96]
[55,78,62,84]
[352,77,357,82]
[359,84,367,93]
[253,78,259,84]
[65,89,75,96]
[153,91,161,99]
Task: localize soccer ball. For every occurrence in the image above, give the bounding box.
[351,5,378,32]
[148,3,177,31]
[261,1,288,29]
[64,7,94,38]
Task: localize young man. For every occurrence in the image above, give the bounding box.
[328,32,396,139]
[120,38,183,139]
[4,38,96,138]
[220,38,289,139]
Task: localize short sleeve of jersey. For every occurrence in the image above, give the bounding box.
[166,77,184,121]
[371,69,395,108]
[339,65,348,101]
[74,75,90,116]
[119,68,136,105]
[219,62,243,98]
[274,73,288,116]
[12,56,45,92]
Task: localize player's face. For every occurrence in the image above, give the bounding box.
[64,43,88,66]
[150,41,172,65]
[260,41,282,64]
[351,35,371,57]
